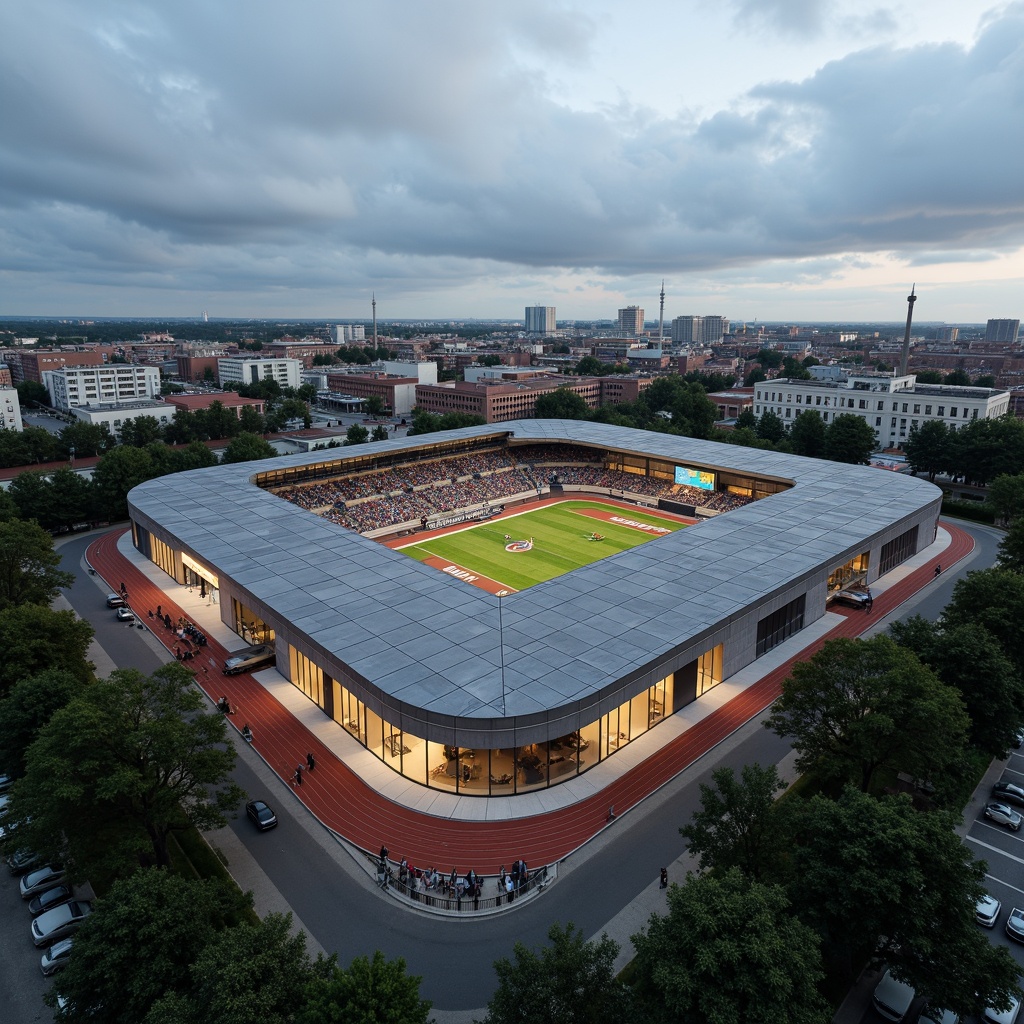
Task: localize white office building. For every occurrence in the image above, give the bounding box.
[217,358,302,390]
[0,387,23,431]
[333,325,366,344]
[671,315,730,346]
[42,365,161,411]
[754,372,1010,448]
[71,400,174,436]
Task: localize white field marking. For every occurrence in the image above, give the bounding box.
[968,836,1024,868]
[984,873,1024,898]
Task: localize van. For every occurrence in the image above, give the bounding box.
[223,643,276,676]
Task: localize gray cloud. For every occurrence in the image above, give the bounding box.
[1,1,1023,314]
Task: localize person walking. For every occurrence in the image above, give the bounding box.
[294,763,303,786]
[660,867,668,889]
[935,563,942,576]
[306,751,315,771]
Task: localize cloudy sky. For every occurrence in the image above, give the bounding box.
[2,0,1022,323]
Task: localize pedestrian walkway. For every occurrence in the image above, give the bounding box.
[85,521,972,880]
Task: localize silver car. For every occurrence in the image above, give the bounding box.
[983,993,1021,1024]
[40,937,74,976]
[31,900,92,947]
[985,802,1022,832]
[20,864,66,899]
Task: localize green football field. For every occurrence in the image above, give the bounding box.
[400,500,687,592]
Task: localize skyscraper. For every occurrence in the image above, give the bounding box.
[671,315,730,345]
[525,306,556,334]
[617,306,645,336]
[986,318,1021,344]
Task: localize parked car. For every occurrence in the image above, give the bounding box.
[29,884,73,916]
[977,893,1002,928]
[40,937,74,976]
[983,993,1021,1024]
[115,606,135,623]
[246,799,278,831]
[223,643,275,676]
[20,864,66,899]
[0,772,12,793]
[105,594,124,608]
[6,848,40,875]
[920,1008,960,1024]
[985,803,1023,831]
[1006,906,1024,943]
[994,782,1024,808]
[32,900,92,947]
[872,968,916,1022]
[831,588,872,608]
[0,793,9,816]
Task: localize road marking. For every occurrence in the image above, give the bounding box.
[967,835,1024,867]
[984,873,1024,898]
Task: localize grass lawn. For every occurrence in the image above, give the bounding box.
[401,500,687,591]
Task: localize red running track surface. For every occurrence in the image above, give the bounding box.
[87,521,973,873]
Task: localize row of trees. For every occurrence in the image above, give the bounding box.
[903,415,1024,485]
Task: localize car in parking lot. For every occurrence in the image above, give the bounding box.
[983,992,1021,1024]
[20,864,66,899]
[0,773,11,793]
[28,884,73,916]
[1006,907,1024,943]
[105,593,124,608]
[40,937,74,976]
[985,802,1023,831]
[246,799,278,831]
[993,782,1024,808]
[6,848,40,874]
[978,893,1003,928]
[115,606,135,622]
[831,588,872,609]
[920,1008,960,1024]
[872,968,916,1022]
[31,900,92,947]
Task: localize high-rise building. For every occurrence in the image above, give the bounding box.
[617,306,645,336]
[986,319,1021,344]
[671,315,730,346]
[525,306,556,334]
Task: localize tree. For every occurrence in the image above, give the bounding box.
[299,951,432,1024]
[50,870,251,1024]
[149,914,320,1024]
[479,922,628,1024]
[344,424,370,446]
[755,349,783,369]
[915,370,943,384]
[92,444,160,519]
[788,410,826,458]
[371,425,390,442]
[975,374,996,389]
[743,367,767,387]
[198,401,240,441]
[941,568,1024,677]
[998,517,1024,573]
[119,415,165,448]
[14,664,244,876]
[574,355,605,376]
[0,604,94,698]
[903,420,950,481]
[631,868,829,1024]
[755,410,786,444]
[735,408,757,430]
[221,432,278,463]
[15,379,49,408]
[534,388,591,420]
[679,763,786,881]
[786,788,1019,1017]
[57,420,116,459]
[823,413,876,464]
[177,440,218,471]
[0,669,84,779]
[365,395,387,419]
[889,615,1024,758]
[988,472,1024,524]
[7,470,57,529]
[763,635,969,793]
[237,405,266,435]
[943,369,971,386]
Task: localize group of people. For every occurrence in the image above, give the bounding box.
[293,752,316,786]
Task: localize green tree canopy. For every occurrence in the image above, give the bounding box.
[823,413,876,464]
[914,370,943,384]
[679,763,786,881]
[763,635,969,792]
[631,868,829,1024]
[0,669,85,780]
[903,420,951,480]
[365,395,387,418]
[299,951,432,1024]
[119,415,166,447]
[943,368,971,386]
[0,604,93,698]
[57,420,116,459]
[755,410,786,444]
[92,444,160,519]
[344,424,370,446]
[941,568,1024,677]
[786,788,1019,1017]
[534,388,591,420]
[51,870,251,1024]
[788,410,826,458]
[221,432,278,463]
[987,472,1024,523]
[13,664,243,877]
[371,424,390,442]
[479,922,629,1024]
[15,379,49,407]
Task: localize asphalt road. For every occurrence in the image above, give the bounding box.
[0,519,1004,1022]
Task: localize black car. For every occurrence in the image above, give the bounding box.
[29,884,73,916]
[993,781,1024,808]
[246,800,278,831]
[105,594,124,608]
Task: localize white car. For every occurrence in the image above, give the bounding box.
[116,606,136,623]
[978,893,1003,928]
[983,993,1021,1024]
[1006,907,1024,943]
[40,937,73,976]
[31,900,92,947]
[985,802,1023,831]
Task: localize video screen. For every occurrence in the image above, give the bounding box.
[674,465,716,491]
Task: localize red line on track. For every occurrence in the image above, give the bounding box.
[87,521,973,872]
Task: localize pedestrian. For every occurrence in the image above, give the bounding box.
[399,857,408,883]
[175,646,182,660]
[148,609,154,619]
[380,844,389,862]
[306,751,315,771]
[505,875,514,903]
[935,563,942,576]
[449,866,458,894]
[294,763,303,786]
[660,867,668,889]
[866,596,873,613]
[156,604,162,618]
[119,581,127,594]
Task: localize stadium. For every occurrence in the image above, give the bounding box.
[127,420,942,799]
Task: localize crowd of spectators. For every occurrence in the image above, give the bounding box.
[275,448,753,532]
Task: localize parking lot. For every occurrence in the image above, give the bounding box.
[0,861,60,1022]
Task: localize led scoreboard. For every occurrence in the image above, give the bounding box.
[674,465,716,491]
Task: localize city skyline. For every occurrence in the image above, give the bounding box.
[2,2,1023,321]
